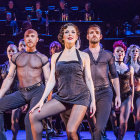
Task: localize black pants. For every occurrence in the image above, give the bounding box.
[88,87,113,140]
[0,83,44,140]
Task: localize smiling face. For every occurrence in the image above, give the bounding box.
[63,26,78,48]
[7,45,17,60]
[114,46,125,61]
[87,27,102,44]
[24,29,38,51]
[130,47,140,61]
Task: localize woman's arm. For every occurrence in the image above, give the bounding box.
[40,54,57,101]
[83,52,96,117]
[130,66,134,111]
[30,53,58,113]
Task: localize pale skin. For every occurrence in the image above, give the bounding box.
[87,27,121,109]
[130,47,140,91]
[30,26,96,117]
[0,31,50,98]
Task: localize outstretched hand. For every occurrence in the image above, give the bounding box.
[131,101,134,112]
[29,99,44,114]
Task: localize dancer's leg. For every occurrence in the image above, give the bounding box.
[30,99,67,140]
[66,104,87,140]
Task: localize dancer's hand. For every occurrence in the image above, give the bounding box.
[131,101,134,112]
[115,95,121,109]
[29,99,44,114]
[21,104,28,113]
[90,100,96,118]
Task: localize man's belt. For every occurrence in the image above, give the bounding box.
[19,81,43,92]
[95,85,110,92]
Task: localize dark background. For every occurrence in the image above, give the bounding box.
[0,0,139,22]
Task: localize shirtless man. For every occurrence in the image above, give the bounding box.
[0,29,50,140]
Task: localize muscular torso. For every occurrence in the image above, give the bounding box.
[12,51,48,88]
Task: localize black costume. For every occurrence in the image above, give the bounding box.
[54,49,90,107]
[84,47,118,140]
[117,67,132,102]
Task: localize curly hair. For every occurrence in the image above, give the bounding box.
[58,23,80,45]
[124,44,140,64]
[113,40,127,51]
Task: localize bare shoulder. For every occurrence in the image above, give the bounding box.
[51,52,62,62]
[130,65,134,74]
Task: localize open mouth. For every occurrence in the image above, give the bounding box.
[68,37,73,40]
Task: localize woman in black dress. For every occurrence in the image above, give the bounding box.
[29,23,96,140]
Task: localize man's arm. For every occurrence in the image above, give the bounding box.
[0,62,16,98]
[84,53,96,117]
[30,53,57,113]
[111,78,121,109]
[108,54,121,108]
[42,62,50,86]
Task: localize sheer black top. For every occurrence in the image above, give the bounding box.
[11,50,49,88]
[117,68,131,93]
[84,47,118,88]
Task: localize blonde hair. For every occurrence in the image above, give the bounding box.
[124,44,140,64]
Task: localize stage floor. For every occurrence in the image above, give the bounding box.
[5,130,136,140]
